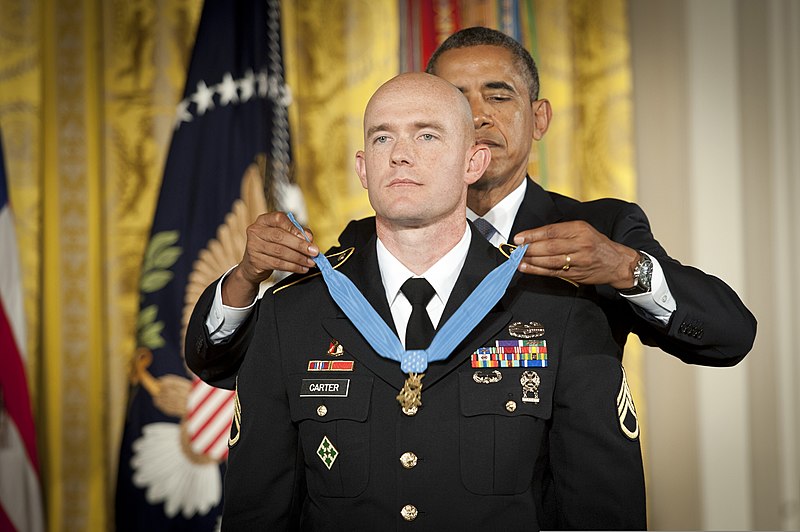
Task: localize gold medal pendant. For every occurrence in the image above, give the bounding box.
[396,373,424,411]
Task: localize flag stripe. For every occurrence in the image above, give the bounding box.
[189,393,233,449]
[0,503,14,532]
[0,303,38,470]
[201,408,235,457]
[0,417,45,532]
[186,389,232,439]
[206,433,230,462]
[186,382,216,418]
[0,136,44,532]
[0,209,26,354]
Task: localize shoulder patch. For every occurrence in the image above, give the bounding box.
[273,247,355,294]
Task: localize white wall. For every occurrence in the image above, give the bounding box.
[630,0,800,529]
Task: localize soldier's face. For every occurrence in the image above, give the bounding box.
[355,75,479,228]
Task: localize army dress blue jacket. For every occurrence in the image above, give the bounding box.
[220,229,646,531]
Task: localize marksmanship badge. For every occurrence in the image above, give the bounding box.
[473,370,503,384]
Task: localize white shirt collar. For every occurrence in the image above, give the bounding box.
[376,225,472,330]
[466,177,527,245]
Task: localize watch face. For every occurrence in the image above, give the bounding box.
[620,252,653,295]
[639,256,653,290]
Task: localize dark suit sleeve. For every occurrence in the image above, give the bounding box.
[183,217,377,389]
[598,200,756,366]
[548,297,647,529]
[221,294,303,529]
[184,279,255,389]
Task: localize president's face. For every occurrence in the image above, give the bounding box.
[356,74,479,228]
[432,45,540,195]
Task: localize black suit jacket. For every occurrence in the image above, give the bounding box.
[185,178,756,388]
[509,179,756,366]
[221,230,646,530]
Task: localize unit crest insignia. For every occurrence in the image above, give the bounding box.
[327,339,344,357]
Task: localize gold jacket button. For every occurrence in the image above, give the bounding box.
[401,504,418,521]
[399,452,418,469]
[505,400,517,413]
[402,405,418,416]
[316,405,328,417]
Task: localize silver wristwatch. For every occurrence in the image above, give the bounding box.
[619,252,653,295]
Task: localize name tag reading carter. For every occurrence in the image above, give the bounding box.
[300,379,350,397]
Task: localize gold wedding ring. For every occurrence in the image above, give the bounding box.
[562,255,571,271]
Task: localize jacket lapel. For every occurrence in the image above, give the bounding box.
[422,227,515,388]
[508,177,565,242]
[322,235,408,391]
[321,228,521,393]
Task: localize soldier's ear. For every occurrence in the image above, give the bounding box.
[532,99,552,141]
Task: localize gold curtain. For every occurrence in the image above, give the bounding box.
[282,1,398,250]
[0,0,635,529]
[1,1,203,529]
[532,0,636,201]
[533,0,645,438]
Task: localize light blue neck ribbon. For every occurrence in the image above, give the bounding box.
[287,213,527,374]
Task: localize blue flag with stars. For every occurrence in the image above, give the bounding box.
[114,0,302,529]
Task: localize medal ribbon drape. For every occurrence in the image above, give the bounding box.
[287,213,527,375]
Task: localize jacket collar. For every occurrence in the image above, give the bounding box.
[507,177,565,242]
[323,227,514,392]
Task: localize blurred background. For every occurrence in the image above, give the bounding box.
[0,0,796,530]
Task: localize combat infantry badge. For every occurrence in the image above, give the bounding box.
[508,321,545,339]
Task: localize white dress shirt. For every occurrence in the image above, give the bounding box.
[376,226,471,346]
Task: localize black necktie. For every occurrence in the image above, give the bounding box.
[472,217,498,241]
[400,278,436,350]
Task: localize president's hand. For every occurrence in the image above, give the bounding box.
[513,220,639,289]
[222,212,319,307]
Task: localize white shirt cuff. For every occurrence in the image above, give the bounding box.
[205,265,258,343]
[619,252,676,325]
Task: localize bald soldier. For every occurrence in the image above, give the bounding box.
[220,73,645,530]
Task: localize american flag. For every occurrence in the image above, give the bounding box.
[115,0,302,528]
